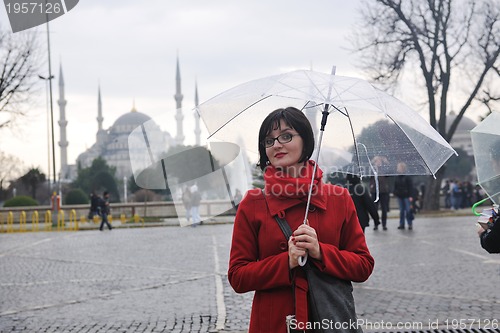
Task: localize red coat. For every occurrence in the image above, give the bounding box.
[228,178,374,333]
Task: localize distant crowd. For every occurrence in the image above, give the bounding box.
[441,179,486,210]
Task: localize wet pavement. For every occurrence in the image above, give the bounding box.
[0,214,499,332]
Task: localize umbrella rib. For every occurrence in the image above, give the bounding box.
[207,95,273,139]
[344,107,362,175]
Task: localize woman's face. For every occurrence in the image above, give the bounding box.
[265,119,304,176]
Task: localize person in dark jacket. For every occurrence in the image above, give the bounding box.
[477,211,500,253]
[88,192,100,220]
[370,176,390,230]
[98,191,112,231]
[347,174,380,233]
[393,162,414,230]
[370,156,390,230]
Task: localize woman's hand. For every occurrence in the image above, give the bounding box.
[288,222,322,268]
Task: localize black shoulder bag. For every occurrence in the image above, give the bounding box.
[274,215,363,333]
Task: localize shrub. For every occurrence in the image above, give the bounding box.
[65,189,89,205]
[133,189,161,202]
[3,196,39,207]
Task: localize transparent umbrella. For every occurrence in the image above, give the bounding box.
[197,69,456,263]
[471,111,500,214]
[198,69,455,177]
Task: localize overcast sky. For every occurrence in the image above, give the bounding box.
[0,0,486,179]
[0,1,372,178]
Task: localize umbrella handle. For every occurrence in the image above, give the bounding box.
[298,254,308,266]
[472,197,491,216]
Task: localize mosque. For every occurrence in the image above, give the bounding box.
[57,57,201,182]
[445,111,477,156]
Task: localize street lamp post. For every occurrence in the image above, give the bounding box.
[44,13,56,190]
[38,74,54,197]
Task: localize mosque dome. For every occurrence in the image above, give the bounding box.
[444,111,477,132]
[111,108,152,134]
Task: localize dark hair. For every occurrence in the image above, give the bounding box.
[257,107,315,171]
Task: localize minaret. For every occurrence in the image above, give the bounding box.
[57,63,68,177]
[194,80,201,146]
[96,84,106,145]
[174,55,184,145]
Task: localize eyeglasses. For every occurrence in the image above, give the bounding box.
[262,133,299,148]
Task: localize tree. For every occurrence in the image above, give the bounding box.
[20,167,46,199]
[352,0,499,209]
[443,147,475,179]
[0,28,40,129]
[0,151,24,200]
[71,157,120,202]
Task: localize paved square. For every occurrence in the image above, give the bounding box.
[0,215,499,332]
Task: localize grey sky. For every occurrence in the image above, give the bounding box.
[0,0,366,176]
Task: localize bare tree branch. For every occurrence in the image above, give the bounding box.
[0,28,41,129]
[351,0,500,210]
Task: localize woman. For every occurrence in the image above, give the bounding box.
[228,107,374,332]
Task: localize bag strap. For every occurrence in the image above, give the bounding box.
[261,189,293,239]
[275,216,293,240]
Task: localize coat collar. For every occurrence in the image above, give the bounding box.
[263,161,328,216]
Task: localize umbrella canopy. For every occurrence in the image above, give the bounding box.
[471,111,500,204]
[197,69,456,178]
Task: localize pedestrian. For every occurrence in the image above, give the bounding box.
[477,210,500,253]
[419,182,426,210]
[441,179,451,209]
[98,191,112,231]
[233,188,243,211]
[450,180,463,210]
[393,162,414,230]
[370,155,390,230]
[181,185,191,223]
[190,185,201,225]
[227,107,374,333]
[463,181,473,208]
[88,192,100,220]
[347,174,381,233]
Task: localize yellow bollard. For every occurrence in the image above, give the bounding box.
[133,214,144,227]
[32,211,39,232]
[45,210,52,231]
[69,209,78,231]
[57,210,65,231]
[19,211,26,232]
[0,212,4,233]
[93,214,100,224]
[7,212,14,233]
[120,213,126,224]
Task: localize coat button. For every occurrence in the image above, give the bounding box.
[279,242,287,251]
